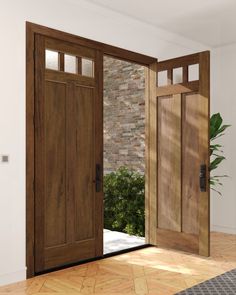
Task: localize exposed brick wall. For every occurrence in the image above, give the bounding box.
[104,56,145,174]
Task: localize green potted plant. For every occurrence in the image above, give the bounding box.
[210,113,231,196]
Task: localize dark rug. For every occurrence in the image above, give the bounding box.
[175,268,236,295]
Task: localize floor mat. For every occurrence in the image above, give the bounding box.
[176,268,236,295]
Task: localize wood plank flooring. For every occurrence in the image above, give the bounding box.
[0,232,235,294]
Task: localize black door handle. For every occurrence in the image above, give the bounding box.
[199,164,207,192]
[95,164,102,192]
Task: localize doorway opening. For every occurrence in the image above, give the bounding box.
[103,55,146,254]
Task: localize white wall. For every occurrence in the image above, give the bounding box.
[211,44,236,234]
[0,0,231,286]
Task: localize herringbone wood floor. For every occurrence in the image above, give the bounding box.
[0,232,235,295]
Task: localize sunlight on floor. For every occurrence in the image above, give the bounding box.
[103,229,145,254]
[0,232,235,294]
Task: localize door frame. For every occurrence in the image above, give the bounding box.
[26,22,157,278]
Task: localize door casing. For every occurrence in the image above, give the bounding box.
[26,22,157,278]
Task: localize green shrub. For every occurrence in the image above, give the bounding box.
[104,167,145,237]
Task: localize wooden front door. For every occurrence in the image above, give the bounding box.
[147,52,210,256]
[34,35,103,272]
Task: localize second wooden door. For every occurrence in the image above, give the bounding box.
[34,35,103,272]
[147,52,210,256]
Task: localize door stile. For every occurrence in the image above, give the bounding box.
[145,62,158,245]
[199,51,210,256]
[66,82,76,245]
[94,50,104,257]
[34,34,46,272]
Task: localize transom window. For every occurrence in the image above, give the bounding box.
[45,49,94,78]
[157,63,199,87]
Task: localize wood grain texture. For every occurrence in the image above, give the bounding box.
[45,37,96,59]
[156,228,198,254]
[66,83,75,245]
[26,22,35,278]
[155,52,210,256]
[183,66,188,83]
[59,53,64,71]
[44,240,95,270]
[182,94,201,235]
[158,94,181,232]
[34,34,46,272]
[198,51,210,257]
[147,62,158,245]
[77,56,82,75]
[34,35,102,272]
[45,69,96,86]
[156,81,199,97]
[145,66,150,243]
[73,85,95,241]
[94,50,104,257]
[44,81,67,248]
[2,232,235,295]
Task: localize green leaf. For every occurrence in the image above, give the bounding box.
[212,153,224,157]
[210,144,222,150]
[212,124,231,140]
[211,175,228,178]
[210,156,225,171]
[211,133,225,141]
[210,113,223,139]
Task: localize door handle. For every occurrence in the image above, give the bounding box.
[95,164,102,192]
[199,164,207,192]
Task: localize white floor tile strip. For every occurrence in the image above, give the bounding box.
[103,229,145,254]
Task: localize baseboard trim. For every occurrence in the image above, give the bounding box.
[211,225,236,235]
[0,268,26,286]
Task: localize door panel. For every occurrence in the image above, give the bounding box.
[35,35,103,272]
[69,85,95,242]
[158,94,181,232]
[182,93,202,235]
[147,52,210,256]
[44,240,95,270]
[45,81,67,248]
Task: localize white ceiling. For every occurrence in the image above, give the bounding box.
[86,0,236,47]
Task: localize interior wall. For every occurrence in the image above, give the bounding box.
[211,44,236,234]
[0,0,209,286]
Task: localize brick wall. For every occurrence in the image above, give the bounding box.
[104,56,145,174]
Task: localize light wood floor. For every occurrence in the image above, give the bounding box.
[0,232,235,295]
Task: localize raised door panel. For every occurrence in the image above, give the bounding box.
[45,81,67,248]
[182,93,201,235]
[67,85,95,243]
[158,94,181,232]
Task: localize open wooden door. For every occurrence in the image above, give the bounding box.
[146,52,210,256]
[34,35,103,272]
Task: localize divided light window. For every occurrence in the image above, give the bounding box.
[157,64,199,87]
[45,49,94,78]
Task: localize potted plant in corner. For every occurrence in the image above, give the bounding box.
[210,113,231,195]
